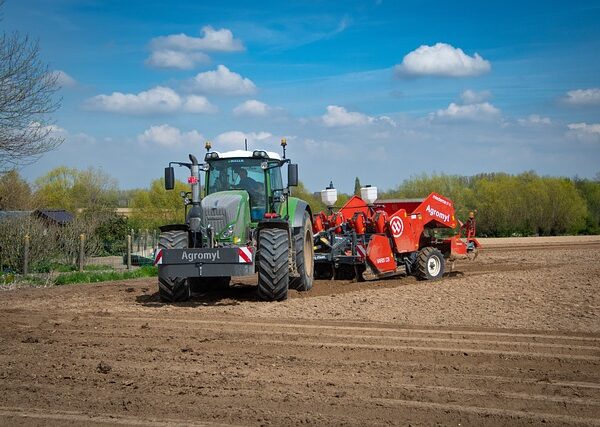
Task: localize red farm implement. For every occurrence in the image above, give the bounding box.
[312,185,481,281]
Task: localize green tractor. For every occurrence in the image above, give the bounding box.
[156,139,314,302]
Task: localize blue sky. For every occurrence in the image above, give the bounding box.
[4,0,600,192]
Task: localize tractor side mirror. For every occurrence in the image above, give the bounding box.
[164,166,175,190]
[287,163,298,187]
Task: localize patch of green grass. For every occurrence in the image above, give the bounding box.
[31,262,75,273]
[54,265,157,286]
[83,264,115,271]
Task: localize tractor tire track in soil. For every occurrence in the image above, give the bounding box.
[1,237,599,425]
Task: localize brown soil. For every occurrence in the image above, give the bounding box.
[1,237,599,426]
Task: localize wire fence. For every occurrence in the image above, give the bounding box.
[0,215,160,281]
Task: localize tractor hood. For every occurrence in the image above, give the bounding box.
[201,190,250,243]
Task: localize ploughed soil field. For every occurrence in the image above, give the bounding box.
[1,236,599,426]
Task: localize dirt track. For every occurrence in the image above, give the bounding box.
[1,236,599,426]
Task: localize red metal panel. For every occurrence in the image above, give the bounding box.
[339,195,369,219]
[411,192,457,229]
[366,234,396,274]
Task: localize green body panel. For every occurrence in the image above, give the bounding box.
[208,190,250,243]
[279,196,301,222]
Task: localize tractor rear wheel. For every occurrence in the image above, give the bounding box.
[257,228,290,301]
[415,247,445,281]
[158,231,191,302]
[289,212,314,292]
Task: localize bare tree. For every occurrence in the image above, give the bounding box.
[0,1,63,171]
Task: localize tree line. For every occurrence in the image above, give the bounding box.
[1,168,599,237]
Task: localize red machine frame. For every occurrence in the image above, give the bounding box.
[312,192,481,281]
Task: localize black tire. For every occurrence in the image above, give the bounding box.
[157,231,191,302]
[257,228,289,301]
[415,247,445,281]
[289,212,314,292]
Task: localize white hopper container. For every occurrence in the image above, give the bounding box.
[321,188,338,207]
[360,186,377,205]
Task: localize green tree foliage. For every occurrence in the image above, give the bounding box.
[0,170,32,209]
[381,172,589,237]
[291,182,326,213]
[33,166,118,210]
[574,177,600,234]
[353,177,361,196]
[128,177,188,229]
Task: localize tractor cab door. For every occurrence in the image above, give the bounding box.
[268,165,284,215]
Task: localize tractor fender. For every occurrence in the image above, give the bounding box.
[291,201,312,230]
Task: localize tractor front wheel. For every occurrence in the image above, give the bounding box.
[157,231,191,302]
[257,228,290,301]
[415,247,445,281]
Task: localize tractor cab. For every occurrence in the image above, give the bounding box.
[205,150,284,222]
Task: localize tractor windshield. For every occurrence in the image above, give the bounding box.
[207,158,280,221]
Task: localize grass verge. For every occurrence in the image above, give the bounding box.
[54,265,157,286]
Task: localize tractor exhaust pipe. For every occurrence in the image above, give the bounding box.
[189,154,200,206]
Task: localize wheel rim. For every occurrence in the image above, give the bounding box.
[427,255,441,277]
[304,229,314,278]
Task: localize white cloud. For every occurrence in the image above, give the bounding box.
[460,89,491,104]
[189,65,256,95]
[137,124,203,147]
[147,26,244,70]
[214,131,272,148]
[53,70,77,88]
[564,88,600,106]
[378,116,397,127]
[183,95,218,113]
[433,102,500,121]
[518,114,552,126]
[567,122,600,142]
[145,50,209,70]
[395,43,491,78]
[322,105,373,127]
[233,100,270,116]
[150,26,244,52]
[85,86,216,115]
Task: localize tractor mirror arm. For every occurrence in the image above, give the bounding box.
[169,161,192,170]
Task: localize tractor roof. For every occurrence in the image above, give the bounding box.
[213,150,282,160]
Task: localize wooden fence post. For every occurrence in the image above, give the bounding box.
[23,234,30,275]
[126,235,132,270]
[78,234,85,272]
[143,229,148,257]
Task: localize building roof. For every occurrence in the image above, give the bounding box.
[34,209,74,225]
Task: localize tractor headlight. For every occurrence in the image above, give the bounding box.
[220,224,235,239]
[252,150,268,158]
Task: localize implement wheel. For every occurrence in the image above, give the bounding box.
[289,212,314,292]
[157,231,191,302]
[257,228,290,301]
[415,247,445,281]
